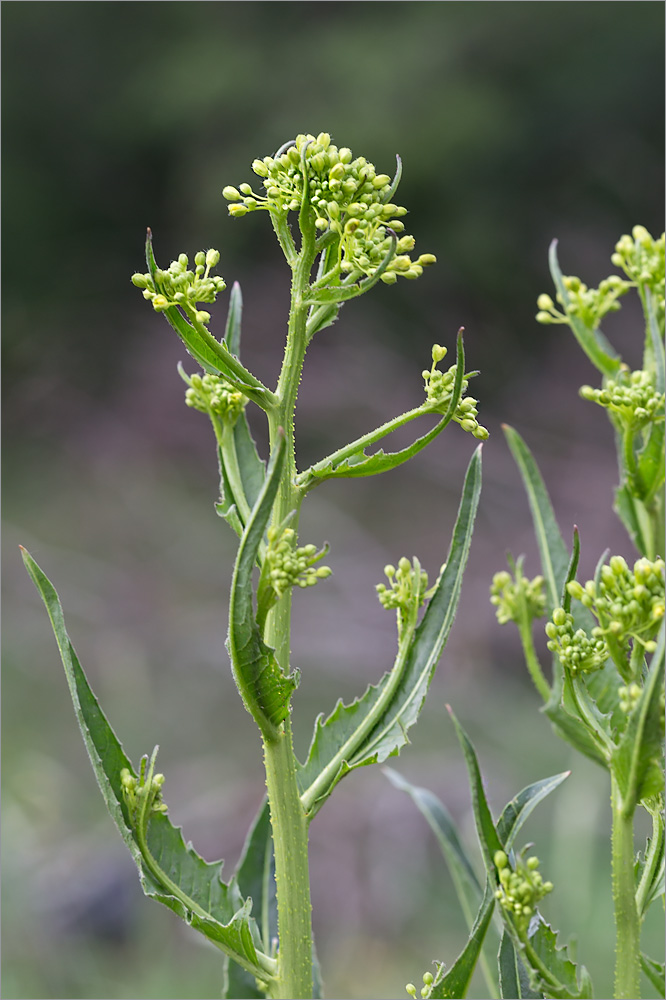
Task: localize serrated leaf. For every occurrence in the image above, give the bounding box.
[499,930,544,999]
[522,917,594,1000]
[227,435,298,739]
[612,626,665,810]
[21,547,272,984]
[548,239,621,377]
[641,953,665,996]
[297,447,482,815]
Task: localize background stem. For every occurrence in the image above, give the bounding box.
[611,774,641,999]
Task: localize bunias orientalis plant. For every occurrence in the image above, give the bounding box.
[391,229,664,1000]
[22,132,487,1000]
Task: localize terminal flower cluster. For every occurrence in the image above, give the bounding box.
[545,607,609,678]
[223,132,435,282]
[579,368,664,432]
[566,555,665,656]
[490,562,546,626]
[182,371,246,423]
[376,557,430,615]
[132,249,226,325]
[120,760,168,827]
[423,344,489,439]
[494,849,553,935]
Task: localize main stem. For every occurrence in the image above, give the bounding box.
[262,227,316,999]
[610,773,641,1000]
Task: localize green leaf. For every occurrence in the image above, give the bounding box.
[297,446,482,815]
[504,424,618,764]
[428,880,497,1000]
[613,483,651,557]
[548,239,621,377]
[637,421,665,506]
[447,707,504,868]
[523,917,594,1000]
[227,434,298,739]
[641,953,665,996]
[499,930,543,999]
[644,287,665,394]
[225,280,243,359]
[299,333,466,489]
[612,625,665,810]
[496,772,570,851]
[21,547,274,985]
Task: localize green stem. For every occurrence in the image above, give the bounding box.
[611,773,641,1000]
[260,214,318,998]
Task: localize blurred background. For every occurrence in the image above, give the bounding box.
[2,3,664,998]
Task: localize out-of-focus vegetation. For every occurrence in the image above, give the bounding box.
[2,3,664,999]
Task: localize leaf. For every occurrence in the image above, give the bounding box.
[504,424,618,764]
[496,772,570,851]
[428,880,497,1000]
[645,286,665,394]
[548,239,621,377]
[225,281,243,359]
[297,446,482,815]
[637,421,665,506]
[499,930,544,999]
[447,707,504,868]
[614,484,652,557]
[523,917,594,1000]
[227,434,298,739]
[641,953,665,996]
[612,625,665,810]
[21,547,273,985]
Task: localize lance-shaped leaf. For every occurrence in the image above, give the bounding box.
[145,231,275,410]
[548,239,621,377]
[450,708,592,1000]
[504,424,619,764]
[227,433,299,739]
[612,625,665,811]
[499,931,544,999]
[21,547,275,986]
[390,761,568,999]
[641,953,665,997]
[297,446,482,816]
[297,332,466,491]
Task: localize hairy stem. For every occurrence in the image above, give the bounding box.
[611,773,641,1000]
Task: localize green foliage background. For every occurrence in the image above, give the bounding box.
[2,3,664,999]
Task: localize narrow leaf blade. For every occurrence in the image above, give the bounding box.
[499,930,544,999]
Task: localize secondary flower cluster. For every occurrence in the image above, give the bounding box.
[265,526,331,599]
[494,849,553,935]
[422,344,489,439]
[579,368,664,433]
[183,372,246,423]
[566,555,664,655]
[536,274,629,330]
[490,563,546,626]
[405,972,435,1000]
[545,608,609,678]
[223,132,435,282]
[132,249,226,326]
[376,557,430,614]
[611,226,665,313]
[120,765,168,825]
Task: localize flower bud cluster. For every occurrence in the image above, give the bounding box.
[422,344,489,439]
[545,608,609,677]
[376,557,430,615]
[223,133,435,282]
[490,566,546,625]
[405,971,435,999]
[120,766,168,825]
[184,372,246,423]
[536,274,630,330]
[566,555,664,654]
[494,849,553,935]
[611,226,665,314]
[131,249,226,325]
[618,682,642,715]
[579,368,664,432]
[265,526,331,599]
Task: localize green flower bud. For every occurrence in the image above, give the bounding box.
[131,273,149,288]
[222,186,242,201]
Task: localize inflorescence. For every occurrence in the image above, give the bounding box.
[265,526,331,599]
[182,371,247,423]
[132,249,226,326]
[423,344,489,439]
[490,561,546,626]
[223,132,435,283]
[494,849,553,935]
[579,368,664,433]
